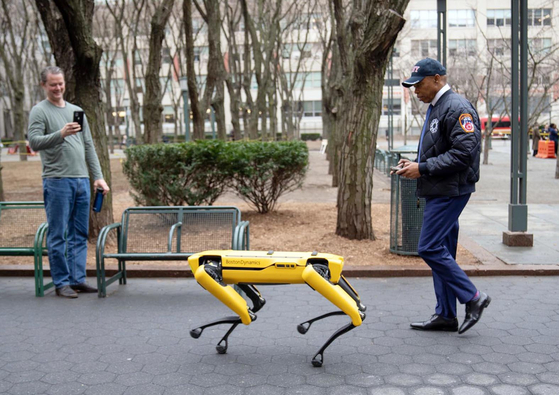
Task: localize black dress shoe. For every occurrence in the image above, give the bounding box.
[70,282,98,293]
[410,314,458,331]
[459,292,491,334]
[55,285,78,298]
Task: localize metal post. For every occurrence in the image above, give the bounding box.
[180,77,190,142]
[388,54,394,151]
[505,0,532,245]
[437,0,447,67]
[125,110,130,146]
[210,106,216,140]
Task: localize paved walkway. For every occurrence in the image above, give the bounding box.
[1,276,559,395]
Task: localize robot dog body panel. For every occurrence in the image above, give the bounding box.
[188,250,365,366]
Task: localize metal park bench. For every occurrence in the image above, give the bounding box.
[0,201,51,296]
[96,206,250,297]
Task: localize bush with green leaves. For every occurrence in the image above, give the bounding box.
[301,133,322,141]
[122,140,308,213]
[227,141,308,213]
[122,140,232,206]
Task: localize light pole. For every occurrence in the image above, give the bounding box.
[179,77,190,142]
[123,98,130,147]
[207,106,216,139]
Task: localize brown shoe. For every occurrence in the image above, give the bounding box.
[55,285,78,298]
[70,282,98,293]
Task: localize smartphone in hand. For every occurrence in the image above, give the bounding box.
[390,165,403,172]
[73,111,84,131]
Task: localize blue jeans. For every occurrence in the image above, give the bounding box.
[43,178,90,288]
[417,194,477,319]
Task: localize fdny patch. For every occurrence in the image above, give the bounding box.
[459,114,475,133]
[430,118,439,134]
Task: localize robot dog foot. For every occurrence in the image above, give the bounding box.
[297,311,363,367]
[190,314,255,354]
[310,322,357,367]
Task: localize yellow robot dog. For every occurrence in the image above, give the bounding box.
[188,250,366,367]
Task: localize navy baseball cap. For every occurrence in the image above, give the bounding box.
[402,58,446,88]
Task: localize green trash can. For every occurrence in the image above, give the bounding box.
[389,174,426,255]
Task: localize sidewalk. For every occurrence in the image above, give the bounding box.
[2,276,559,394]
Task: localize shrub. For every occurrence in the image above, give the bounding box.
[122,140,231,206]
[228,141,308,213]
[301,133,321,141]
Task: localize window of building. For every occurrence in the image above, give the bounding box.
[382,99,401,116]
[410,10,437,29]
[163,106,175,123]
[193,46,208,62]
[135,78,145,94]
[488,39,510,56]
[384,78,400,87]
[529,9,552,26]
[486,9,511,27]
[282,43,312,59]
[110,78,125,95]
[530,38,552,54]
[162,48,171,64]
[449,10,476,27]
[298,101,322,117]
[192,18,207,34]
[196,75,207,91]
[286,72,322,89]
[411,40,438,58]
[448,39,477,56]
[134,49,142,66]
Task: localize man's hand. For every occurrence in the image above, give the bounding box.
[61,122,81,138]
[93,179,110,195]
[392,159,421,179]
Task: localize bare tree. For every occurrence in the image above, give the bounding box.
[0,0,38,162]
[35,0,113,238]
[105,0,147,144]
[94,4,120,153]
[194,0,227,140]
[332,0,409,240]
[183,0,205,139]
[240,0,287,140]
[143,0,175,144]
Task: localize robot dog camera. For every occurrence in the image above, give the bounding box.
[188,250,366,367]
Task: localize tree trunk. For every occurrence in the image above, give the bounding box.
[35,0,76,100]
[202,0,226,140]
[0,151,4,201]
[334,0,408,240]
[483,124,492,165]
[183,0,204,140]
[103,63,115,154]
[143,0,175,144]
[40,0,113,239]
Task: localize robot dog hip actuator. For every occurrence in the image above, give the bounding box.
[188,250,366,367]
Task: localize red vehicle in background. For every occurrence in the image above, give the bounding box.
[480,116,511,139]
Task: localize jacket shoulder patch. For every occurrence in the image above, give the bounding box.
[459,114,475,133]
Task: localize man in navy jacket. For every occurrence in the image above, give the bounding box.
[394,58,490,334]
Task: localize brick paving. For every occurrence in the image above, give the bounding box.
[1,276,559,394]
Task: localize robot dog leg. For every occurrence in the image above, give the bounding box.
[189,258,265,354]
[298,263,366,367]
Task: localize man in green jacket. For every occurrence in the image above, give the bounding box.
[28,66,109,298]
